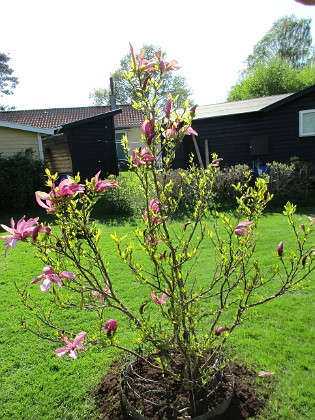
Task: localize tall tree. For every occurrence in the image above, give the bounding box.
[0,52,19,110]
[227,15,315,101]
[247,15,314,69]
[227,58,315,101]
[90,44,193,108]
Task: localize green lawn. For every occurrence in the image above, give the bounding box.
[0,205,315,419]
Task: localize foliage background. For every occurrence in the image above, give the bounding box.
[0,150,46,210]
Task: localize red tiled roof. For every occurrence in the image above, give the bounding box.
[0,105,143,130]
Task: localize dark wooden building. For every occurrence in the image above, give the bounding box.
[43,109,122,180]
[174,84,315,170]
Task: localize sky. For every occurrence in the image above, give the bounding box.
[1,0,315,110]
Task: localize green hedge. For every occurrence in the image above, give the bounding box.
[0,149,46,210]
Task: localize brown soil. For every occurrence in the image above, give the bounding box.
[94,355,271,419]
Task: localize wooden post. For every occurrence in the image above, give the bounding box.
[205,138,210,167]
[192,134,204,169]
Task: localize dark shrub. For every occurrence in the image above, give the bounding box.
[267,159,315,201]
[0,149,46,210]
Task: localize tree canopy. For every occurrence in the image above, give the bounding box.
[227,15,315,101]
[90,44,193,108]
[227,58,315,101]
[247,15,314,69]
[0,52,19,110]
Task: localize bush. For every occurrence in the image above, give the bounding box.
[99,160,315,216]
[92,172,144,218]
[156,165,252,211]
[267,159,315,201]
[213,164,252,200]
[0,149,46,210]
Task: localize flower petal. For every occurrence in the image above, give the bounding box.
[55,347,69,357]
[73,331,87,347]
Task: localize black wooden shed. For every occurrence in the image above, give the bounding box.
[43,109,122,180]
[174,84,315,170]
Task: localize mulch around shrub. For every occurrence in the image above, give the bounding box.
[93,356,271,419]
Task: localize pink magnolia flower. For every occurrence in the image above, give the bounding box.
[32,224,51,240]
[55,331,87,359]
[184,126,198,136]
[183,221,191,231]
[302,250,314,267]
[142,74,151,90]
[159,250,167,260]
[92,285,111,302]
[210,158,223,167]
[183,222,191,232]
[150,291,168,305]
[234,221,252,237]
[1,216,39,256]
[145,234,162,246]
[102,319,118,336]
[143,198,162,224]
[31,266,75,292]
[190,104,198,117]
[163,120,198,140]
[308,216,315,223]
[164,98,172,117]
[277,241,284,257]
[258,371,275,377]
[35,191,56,212]
[132,147,156,166]
[154,51,180,73]
[129,44,156,73]
[163,121,177,139]
[149,198,160,214]
[141,119,155,145]
[36,178,85,211]
[92,171,118,192]
[215,326,229,336]
[57,178,85,197]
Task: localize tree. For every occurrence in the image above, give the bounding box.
[247,15,314,69]
[227,58,315,101]
[0,52,19,110]
[227,15,315,101]
[90,44,193,107]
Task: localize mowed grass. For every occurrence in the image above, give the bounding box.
[0,204,315,419]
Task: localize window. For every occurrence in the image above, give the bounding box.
[115,131,127,160]
[299,110,315,137]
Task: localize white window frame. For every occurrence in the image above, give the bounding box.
[299,109,315,137]
[115,130,128,160]
[115,130,127,142]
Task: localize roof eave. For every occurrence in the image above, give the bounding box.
[56,108,122,131]
[262,84,315,112]
[0,120,54,135]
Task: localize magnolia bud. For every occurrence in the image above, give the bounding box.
[215,326,229,336]
[277,241,284,257]
[190,104,197,117]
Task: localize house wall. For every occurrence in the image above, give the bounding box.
[183,91,315,169]
[0,127,40,158]
[125,126,142,150]
[116,126,142,152]
[262,91,315,164]
[186,113,260,169]
[67,116,118,180]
